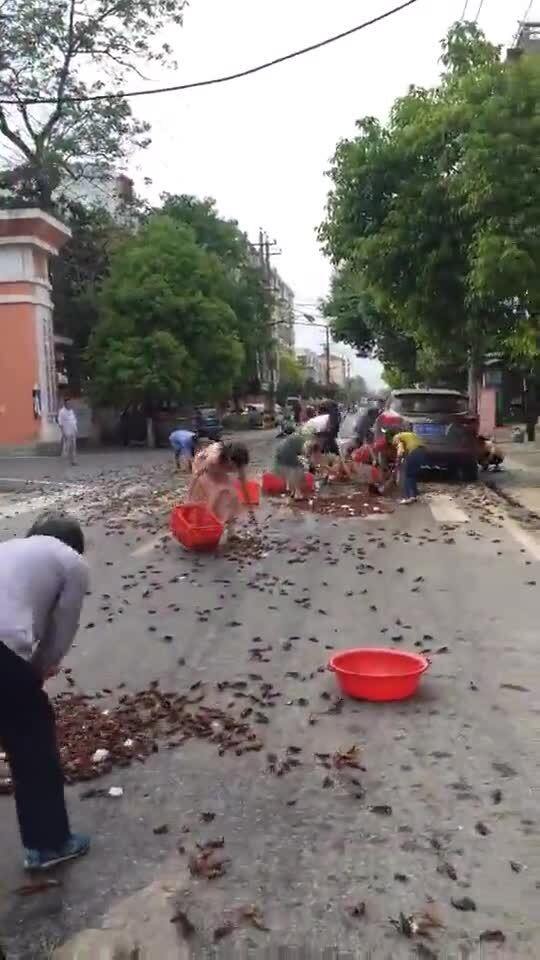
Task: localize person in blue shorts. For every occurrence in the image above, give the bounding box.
[169,429,198,471]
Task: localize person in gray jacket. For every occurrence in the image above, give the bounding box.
[0,513,90,871]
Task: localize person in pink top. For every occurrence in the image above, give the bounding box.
[187,441,250,532]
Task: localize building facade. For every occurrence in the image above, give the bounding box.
[508,21,540,58]
[324,353,348,388]
[0,209,71,449]
[296,347,324,384]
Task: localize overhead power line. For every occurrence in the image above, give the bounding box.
[460,0,470,19]
[0,0,421,107]
[474,0,486,21]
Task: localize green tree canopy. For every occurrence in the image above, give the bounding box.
[86,215,245,408]
[276,350,303,404]
[160,195,273,396]
[320,22,540,396]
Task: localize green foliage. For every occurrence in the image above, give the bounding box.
[51,203,131,389]
[87,215,245,407]
[320,22,540,385]
[161,194,272,394]
[89,331,191,409]
[0,0,186,207]
[276,350,304,403]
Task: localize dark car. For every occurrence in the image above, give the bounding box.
[194,408,223,441]
[376,389,479,481]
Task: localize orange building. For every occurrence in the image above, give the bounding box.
[0,209,71,450]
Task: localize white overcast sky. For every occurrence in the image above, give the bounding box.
[131,0,526,387]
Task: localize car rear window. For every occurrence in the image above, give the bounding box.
[392,393,468,415]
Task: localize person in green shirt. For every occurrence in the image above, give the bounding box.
[392,430,426,503]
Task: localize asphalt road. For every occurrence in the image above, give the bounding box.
[1,434,540,959]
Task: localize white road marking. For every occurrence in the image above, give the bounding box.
[428,494,470,524]
[502,515,540,562]
[131,533,170,557]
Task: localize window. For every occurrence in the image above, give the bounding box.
[392,393,468,415]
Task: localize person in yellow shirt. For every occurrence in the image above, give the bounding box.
[392,430,426,503]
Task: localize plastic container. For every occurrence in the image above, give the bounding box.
[234,479,261,506]
[170,503,223,551]
[328,648,430,702]
[302,472,315,494]
[262,472,287,496]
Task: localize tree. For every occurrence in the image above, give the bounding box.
[86,215,246,416]
[51,202,130,390]
[276,350,303,404]
[320,23,540,404]
[347,375,368,401]
[0,0,186,208]
[160,194,273,401]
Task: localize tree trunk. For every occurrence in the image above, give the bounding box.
[467,354,480,415]
[145,417,156,448]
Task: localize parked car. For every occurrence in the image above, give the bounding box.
[244,404,265,429]
[376,389,479,481]
[194,407,224,441]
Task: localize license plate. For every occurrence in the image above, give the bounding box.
[414,423,445,438]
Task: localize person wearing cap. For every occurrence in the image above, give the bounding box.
[0,513,90,871]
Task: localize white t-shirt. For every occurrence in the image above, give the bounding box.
[58,406,78,437]
[301,414,330,436]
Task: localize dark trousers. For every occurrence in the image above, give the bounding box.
[0,642,69,851]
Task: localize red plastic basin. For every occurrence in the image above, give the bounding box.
[329,648,430,701]
[170,503,223,551]
[234,479,261,506]
[262,472,287,496]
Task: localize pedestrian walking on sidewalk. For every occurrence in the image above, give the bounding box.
[0,513,90,871]
[393,429,426,504]
[58,397,78,465]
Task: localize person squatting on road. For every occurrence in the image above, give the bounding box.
[188,440,250,534]
[57,397,78,466]
[393,428,426,504]
[0,513,90,871]
[274,433,323,499]
[169,428,198,471]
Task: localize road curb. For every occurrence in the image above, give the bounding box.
[482,475,540,522]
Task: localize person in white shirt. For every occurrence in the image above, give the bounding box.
[58,397,78,465]
[0,513,90,871]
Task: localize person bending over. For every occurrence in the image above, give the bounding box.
[0,513,90,871]
[188,441,250,532]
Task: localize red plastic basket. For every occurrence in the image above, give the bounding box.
[329,648,430,702]
[234,479,261,506]
[170,503,223,551]
[302,472,315,494]
[262,472,287,496]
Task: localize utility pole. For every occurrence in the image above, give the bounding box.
[251,229,282,422]
[325,323,331,388]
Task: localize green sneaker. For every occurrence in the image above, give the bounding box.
[24,832,90,871]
